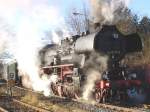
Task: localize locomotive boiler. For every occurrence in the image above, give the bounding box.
[40,25,146,103]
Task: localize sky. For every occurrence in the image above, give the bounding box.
[53,0,150,18]
[1,0,150,28]
[47,0,86,17]
[129,0,150,17]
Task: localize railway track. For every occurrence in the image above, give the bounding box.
[10,86,148,112]
[0,96,49,112]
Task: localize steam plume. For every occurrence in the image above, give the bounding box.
[82,70,100,100]
[90,0,131,24]
[0,19,14,54]
[0,0,68,96]
[82,52,108,100]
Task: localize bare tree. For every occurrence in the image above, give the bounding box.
[139,16,150,35]
[66,3,90,35]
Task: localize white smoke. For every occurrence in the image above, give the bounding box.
[52,31,61,45]
[90,0,131,24]
[82,70,100,100]
[0,19,15,54]
[0,0,68,96]
[82,52,108,100]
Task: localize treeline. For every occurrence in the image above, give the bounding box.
[116,9,150,66]
[67,7,150,66]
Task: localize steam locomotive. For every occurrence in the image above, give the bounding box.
[2,25,149,104]
[40,25,150,103]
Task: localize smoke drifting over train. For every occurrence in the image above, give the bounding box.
[82,52,108,100]
[90,0,130,24]
[0,0,69,96]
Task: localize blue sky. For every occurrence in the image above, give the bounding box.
[49,0,150,18]
[1,0,150,40]
[0,0,150,30]
[129,0,150,17]
[48,0,85,16]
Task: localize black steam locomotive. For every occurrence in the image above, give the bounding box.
[40,25,150,104]
[1,24,149,104]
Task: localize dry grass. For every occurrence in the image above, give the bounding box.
[43,103,87,112]
[0,85,7,95]
[21,93,86,112]
[21,92,39,106]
